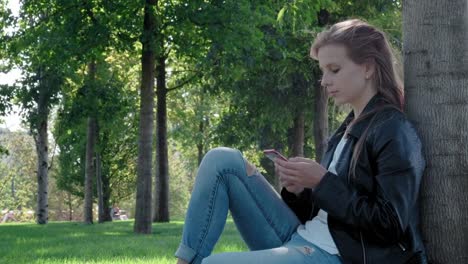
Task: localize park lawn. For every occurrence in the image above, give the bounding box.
[0,219,247,264]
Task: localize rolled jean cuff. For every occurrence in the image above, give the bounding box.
[175,243,204,264]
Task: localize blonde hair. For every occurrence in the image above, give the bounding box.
[311,19,403,110]
[311,19,404,180]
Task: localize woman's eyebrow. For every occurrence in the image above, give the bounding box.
[319,63,338,71]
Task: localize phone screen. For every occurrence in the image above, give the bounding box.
[263,149,287,162]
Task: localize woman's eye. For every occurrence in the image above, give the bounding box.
[331,69,340,73]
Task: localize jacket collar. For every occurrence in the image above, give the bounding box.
[338,94,384,140]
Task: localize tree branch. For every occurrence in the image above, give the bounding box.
[167,74,199,92]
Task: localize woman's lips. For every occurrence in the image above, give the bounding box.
[328,90,338,96]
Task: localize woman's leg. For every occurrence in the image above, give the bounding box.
[201,233,343,264]
[175,147,301,264]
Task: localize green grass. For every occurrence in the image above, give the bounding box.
[0,219,247,263]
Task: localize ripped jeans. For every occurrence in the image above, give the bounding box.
[175,147,342,264]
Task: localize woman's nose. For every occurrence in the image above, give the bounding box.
[321,74,331,87]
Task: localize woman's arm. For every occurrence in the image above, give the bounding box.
[280,188,314,224]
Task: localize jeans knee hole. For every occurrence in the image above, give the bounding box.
[296,246,315,256]
[244,158,257,176]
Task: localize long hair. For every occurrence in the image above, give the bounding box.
[310,19,404,179]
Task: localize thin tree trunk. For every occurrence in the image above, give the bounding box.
[96,154,105,223]
[259,126,283,189]
[290,112,305,157]
[84,116,97,224]
[154,54,169,223]
[84,60,98,225]
[404,1,468,263]
[67,192,73,221]
[197,120,204,166]
[134,0,156,234]
[313,82,328,163]
[101,168,112,222]
[196,89,207,166]
[36,84,49,224]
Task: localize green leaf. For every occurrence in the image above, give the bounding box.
[277,6,287,23]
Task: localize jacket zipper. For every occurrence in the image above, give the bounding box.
[398,242,406,252]
[360,231,367,264]
[309,195,316,220]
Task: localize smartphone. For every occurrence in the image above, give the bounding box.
[263,149,288,162]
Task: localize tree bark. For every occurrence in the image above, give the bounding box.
[313,82,328,163]
[67,192,73,221]
[154,54,170,222]
[290,112,305,157]
[134,0,156,234]
[84,116,97,224]
[404,1,468,263]
[101,166,112,222]
[197,120,204,166]
[196,89,208,166]
[83,60,98,225]
[96,154,105,223]
[259,126,283,190]
[36,84,49,224]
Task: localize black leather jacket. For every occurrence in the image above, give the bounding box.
[281,95,427,264]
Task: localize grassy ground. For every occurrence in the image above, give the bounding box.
[0,219,247,264]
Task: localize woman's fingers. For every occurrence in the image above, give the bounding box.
[278,165,301,177]
[275,158,302,172]
[288,156,313,163]
[279,172,298,185]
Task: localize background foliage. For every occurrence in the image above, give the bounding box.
[0,0,402,221]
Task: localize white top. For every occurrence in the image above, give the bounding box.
[297,135,348,255]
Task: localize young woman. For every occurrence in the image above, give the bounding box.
[175,19,427,264]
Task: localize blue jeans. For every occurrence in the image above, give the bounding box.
[175,147,342,264]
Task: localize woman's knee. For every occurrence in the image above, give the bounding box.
[201,147,242,170]
[201,147,255,176]
[203,147,237,160]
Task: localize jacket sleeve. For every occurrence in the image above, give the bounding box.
[280,188,314,224]
[312,117,425,244]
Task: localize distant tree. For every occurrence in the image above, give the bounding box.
[6,0,69,224]
[134,0,156,234]
[0,131,36,212]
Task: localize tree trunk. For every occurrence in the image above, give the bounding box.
[289,73,307,158]
[83,60,98,225]
[96,154,105,223]
[290,112,305,157]
[134,0,156,234]
[404,1,468,263]
[101,167,112,222]
[35,85,49,224]
[197,120,204,166]
[313,82,328,163]
[259,126,283,189]
[154,54,170,223]
[67,192,73,221]
[84,116,97,224]
[196,89,208,166]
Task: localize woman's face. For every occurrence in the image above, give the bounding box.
[316,44,375,108]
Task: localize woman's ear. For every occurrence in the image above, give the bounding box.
[364,59,376,80]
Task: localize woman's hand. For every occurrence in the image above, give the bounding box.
[276,162,304,195]
[275,157,327,190]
